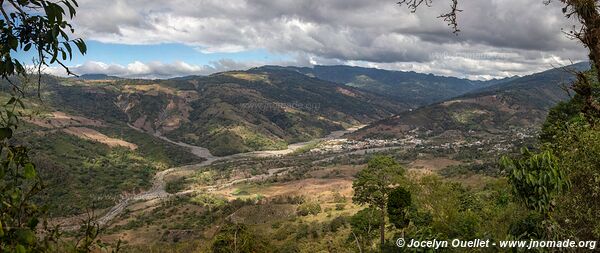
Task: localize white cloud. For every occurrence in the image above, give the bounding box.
[63,0,589,79]
[44,59,267,79]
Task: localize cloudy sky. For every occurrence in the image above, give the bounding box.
[15,0,588,79]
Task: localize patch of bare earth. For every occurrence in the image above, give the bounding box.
[26,111,105,128]
[441,95,517,113]
[27,111,137,150]
[224,72,271,83]
[122,84,178,95]
[118,84,197,133]
[213,165,362,203]
[408,157,462,175]
[265,178,353,202]
[63,127,137,150]
[336,87,359,97]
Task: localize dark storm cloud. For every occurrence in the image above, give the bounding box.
[69,0,587,79]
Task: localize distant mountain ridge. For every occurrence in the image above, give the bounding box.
[47,67,407,156]
[75,73,122,80]
[76,65,519,108]
[279,65,510,106]
[53,62,590,153]
[351,62,590,140]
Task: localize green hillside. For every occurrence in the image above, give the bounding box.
[0,92,204,216]
[43,68,407,156]
[285,65,511,106]
[351,62,589,139]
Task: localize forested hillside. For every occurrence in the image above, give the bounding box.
[285,65,511,106]
[351,62,589,140]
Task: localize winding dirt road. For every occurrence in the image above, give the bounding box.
[91,126,364,227]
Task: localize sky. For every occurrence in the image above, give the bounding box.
[14,0,588,80]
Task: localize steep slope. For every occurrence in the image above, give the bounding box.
[285,65,509,106]
[351,62,590,140]
[46,68,407,156]
[0,88,204,216]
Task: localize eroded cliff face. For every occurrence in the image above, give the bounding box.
[115,84,199,135]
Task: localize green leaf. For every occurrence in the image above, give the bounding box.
[14,60,25,75]
[63,42,72,59]
[75,39,87,54]
[43,4,55,22]
[6,97,16,105]
[8,35,18,50]
[0,128,13,140]
[6,61,14,75]
[16,229,36,245]
[27,217,39,230]
[52,25,59,39]
[24,163,36,179]
[11,189,21,201]
[15,244,26,253]
[65,0,76,18]
[16,98,25,109]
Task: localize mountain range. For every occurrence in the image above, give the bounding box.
[283,65,516,106]
[46,67,406,156]
[36,62,587,156]
[350,62,589,139]
[5,61,586,216]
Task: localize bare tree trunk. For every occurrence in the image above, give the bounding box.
[564,0,600,118]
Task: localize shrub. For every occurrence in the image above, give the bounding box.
[329,216,347,232]
[296,202,322,216]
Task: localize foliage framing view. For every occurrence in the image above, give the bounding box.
[0,0,112,252]
[397,0,600,243]
[0,0,598,252]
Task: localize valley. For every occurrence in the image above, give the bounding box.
[79,126,366,228]
[90,120,533,251]
[4,63,584,252]
[4,1,600,252]
[42,106,536,251]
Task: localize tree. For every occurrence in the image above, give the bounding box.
[387,187,412,232]
[1,0,87,82]
[349,207,382,253]
[501,149,570,217]
[539,96,585,144]
[544,100,600,239]
[500,148,570,239]
[352,155,405,251]
[211,222,271,253]
[400,0,600,240]
[0,0,88,251]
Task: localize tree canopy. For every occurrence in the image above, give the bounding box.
[0,0,93,252]
[353,155,405,250]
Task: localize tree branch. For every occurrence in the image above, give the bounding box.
[398,0,462,33]
[0,0,14,26]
